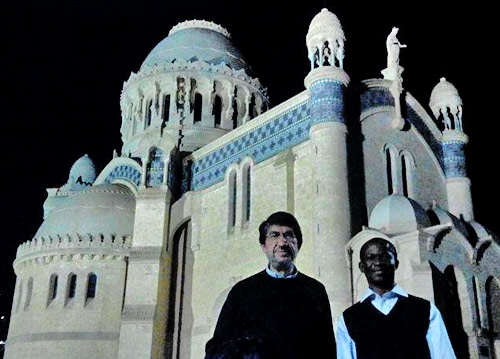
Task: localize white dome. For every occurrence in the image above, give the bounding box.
[35,184,135,239]
[306,8,345,49]
[63,154,97,191]
[429,77,462,113]
[369,194,431,235]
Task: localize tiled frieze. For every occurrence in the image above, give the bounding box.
[405,106,445,171]
[309,80,345,125]
[442,141,467,178]
[104,165,141,187]
[360,87,394,113]
[146,148,164,187]
[190,102,311,190]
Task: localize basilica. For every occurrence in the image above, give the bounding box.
[5,8,500,359]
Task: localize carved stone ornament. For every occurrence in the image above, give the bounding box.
[168,19,231,39]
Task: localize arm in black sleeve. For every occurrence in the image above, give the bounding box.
[317,284,337,358]
[205,287,239,358]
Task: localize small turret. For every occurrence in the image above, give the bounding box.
[306,8,345,69]
[430,77,464,132]
[430,78,473,221]
[304,8,351,318]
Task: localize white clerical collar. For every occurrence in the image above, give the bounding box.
[360,283,408,302]
[265,265,298,279]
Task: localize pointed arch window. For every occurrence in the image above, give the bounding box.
[86,273,97,300]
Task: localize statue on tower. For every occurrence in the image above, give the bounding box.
[381,27,407,130]
[386,27,406,70]
[382,27,406,82]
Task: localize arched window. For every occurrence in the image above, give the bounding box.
[24,277,33,310]
[486,277,500,335]
[213,95,222,127]
[86,273,97,300]
[145,99,153,129]
[400,152,416,198]
[49,274,58,303]
[241,164,252,223]
[163,94,170,123]
[67,273,77,299]
[384,146,399,195]
[194,93,202,123]
[228,170,237,228]
[386,149,393,194]
[231,88,239,129]
[15,279,23,312]
[432,264,471,359]
[146,147,165,187]
[248,94,257,120]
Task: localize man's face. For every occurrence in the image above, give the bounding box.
[261,224,299,272]
[359,241,398,291]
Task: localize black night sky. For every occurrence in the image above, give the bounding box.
[1,0,495,347]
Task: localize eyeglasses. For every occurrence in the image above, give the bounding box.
[266,231,296,242]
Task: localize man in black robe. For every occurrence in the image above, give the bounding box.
[205,211,336,359]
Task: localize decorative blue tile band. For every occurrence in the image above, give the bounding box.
[309,80,345,125]
[443,142,467,178]
[146,148,164,187]
[190,102,311,190]
[104,165,141,187]
[360,88,394,113]
[405,106,445,171]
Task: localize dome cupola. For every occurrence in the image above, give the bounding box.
[60,154,96,192]
[120,19,269,157]
[368,194,431,235]
[429,77,463,132]
[306,8,345,69]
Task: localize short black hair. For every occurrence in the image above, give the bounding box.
[258,212,303,249]
[360,238,397,262]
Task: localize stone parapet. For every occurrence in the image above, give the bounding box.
[14,234,131,270]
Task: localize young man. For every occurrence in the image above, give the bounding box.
[205,211,336,359]
[337,238,456,359]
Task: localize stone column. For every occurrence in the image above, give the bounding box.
[118,187,173,359]
[305,66,351,318]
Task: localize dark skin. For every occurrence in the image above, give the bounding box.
[359,239,399,295]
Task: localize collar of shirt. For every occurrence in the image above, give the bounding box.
[265,265,298,279]
[360,284,408,315]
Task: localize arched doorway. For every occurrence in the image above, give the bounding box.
[165,220,194,359]
[431,264,471,359]
[486,277,500,359]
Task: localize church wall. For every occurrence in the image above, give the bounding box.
[361,108,448,216]
[185,139,318,359]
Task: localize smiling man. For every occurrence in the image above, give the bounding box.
[205,211,336,359]
[336,238,456,359]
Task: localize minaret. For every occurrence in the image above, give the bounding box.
[429,77,473,221]
[305,8,351,317]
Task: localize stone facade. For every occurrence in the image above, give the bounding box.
[5,10,500,359]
